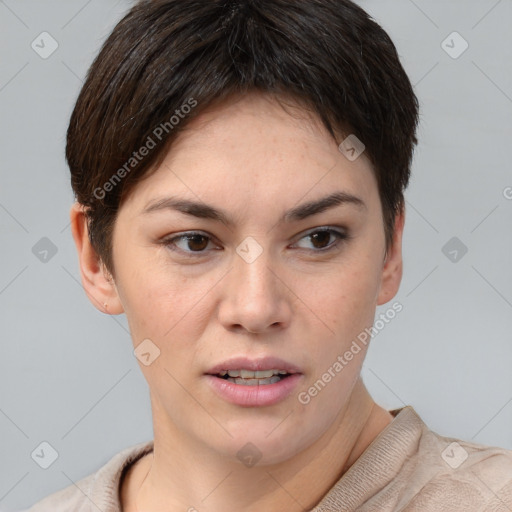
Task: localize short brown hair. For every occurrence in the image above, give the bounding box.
[67,0,419,277]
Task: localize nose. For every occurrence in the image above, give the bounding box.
[217,246,292,334]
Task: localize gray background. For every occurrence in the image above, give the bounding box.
[1,0,511,510]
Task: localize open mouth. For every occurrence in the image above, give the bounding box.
[215,369,292,385]
[206,364,302,406]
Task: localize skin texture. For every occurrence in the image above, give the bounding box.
[70,91,404,512]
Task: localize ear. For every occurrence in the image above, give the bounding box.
[376,208,405,306]
[69,202,124,315]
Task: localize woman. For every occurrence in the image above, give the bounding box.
[27,0,512,510]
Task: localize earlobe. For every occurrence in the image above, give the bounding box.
[376,210,405,306]
[69,202,124,315]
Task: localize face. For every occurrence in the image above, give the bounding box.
[102,92,402,464]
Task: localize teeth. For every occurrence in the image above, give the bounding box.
[230,375,282,385]
[222,369,287,378]
[242,369,276,378]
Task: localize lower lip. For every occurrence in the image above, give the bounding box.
[205,374,303,407]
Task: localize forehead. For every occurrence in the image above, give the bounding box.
[177,92,339,161]
[120,92,378,216]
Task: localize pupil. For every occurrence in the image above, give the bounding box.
[311,231,330,249]
[188,234,208,251]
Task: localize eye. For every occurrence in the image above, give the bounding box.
[162,231,218,256]
[293,228,348,251]
[160,227,348,258]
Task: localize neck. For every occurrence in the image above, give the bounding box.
[123,379,393,512]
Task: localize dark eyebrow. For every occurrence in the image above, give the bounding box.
[141,191,366,227]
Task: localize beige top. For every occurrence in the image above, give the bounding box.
[25,406,512,511]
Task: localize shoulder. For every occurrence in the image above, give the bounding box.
[24,440,154,512]
[403,419,512,510]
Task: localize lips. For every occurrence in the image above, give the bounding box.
[204,356,304,405]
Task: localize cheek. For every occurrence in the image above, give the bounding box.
[301,253,382,337]
[117,261,217,344]
[294,260,380,419]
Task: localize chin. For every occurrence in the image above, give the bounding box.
[205,419,321,467]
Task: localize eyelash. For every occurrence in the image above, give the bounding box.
[159,227,349,258]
